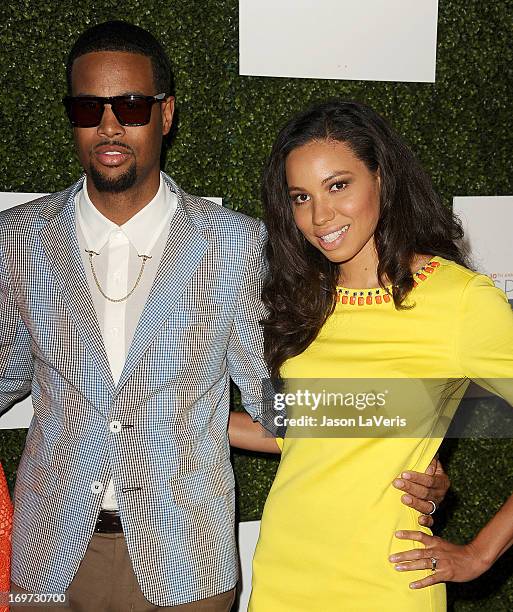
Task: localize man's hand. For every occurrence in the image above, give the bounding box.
[392,457,450,527]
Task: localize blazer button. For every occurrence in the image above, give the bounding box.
[91,481,104,494]
[109,421,122,433]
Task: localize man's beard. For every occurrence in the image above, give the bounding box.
[89,162,137,193]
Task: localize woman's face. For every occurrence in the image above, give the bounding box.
[286,139,381,266]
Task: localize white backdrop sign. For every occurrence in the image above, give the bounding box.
[237,520,260,611]
[0,192,47,208]
[454,196,513,305]
[239,0,439,82]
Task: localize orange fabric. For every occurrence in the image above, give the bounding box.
[0,463,12,612]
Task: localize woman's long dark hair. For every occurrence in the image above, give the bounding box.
[262,100,468,379]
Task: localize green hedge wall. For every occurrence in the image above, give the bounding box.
[1,1,512,609]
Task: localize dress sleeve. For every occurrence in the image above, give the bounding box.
[456,273,513,404]
[0,463,11,609]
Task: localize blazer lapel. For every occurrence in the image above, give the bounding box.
[39,181,115,395]
[117,186,208,390]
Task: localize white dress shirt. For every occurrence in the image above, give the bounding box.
[75,175,177,509]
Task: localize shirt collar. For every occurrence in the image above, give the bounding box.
[77,175,174,254]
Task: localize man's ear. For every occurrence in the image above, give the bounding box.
[161,96,175,136]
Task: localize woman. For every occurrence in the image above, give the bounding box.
[234,101,513,611]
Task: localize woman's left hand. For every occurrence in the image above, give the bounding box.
[389,531,492,589]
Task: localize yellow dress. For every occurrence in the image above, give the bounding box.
[249,257,513,612]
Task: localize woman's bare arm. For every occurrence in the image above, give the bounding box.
[229,411,281,453]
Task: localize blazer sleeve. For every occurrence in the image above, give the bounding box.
[456,273,513,404]
[0,248,33,415]
[226,219,271,425]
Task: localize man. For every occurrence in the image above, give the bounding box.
[0,21,447,611]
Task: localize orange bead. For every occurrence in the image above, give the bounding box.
[430,261,440,267]
[375,296,382,304]
[383,294,391,303]
[413,281,418,288]
[342,295,348,304]
[418,273,427,281]
[366,296,372,305]
[425,266,434,273]
[350,297,356,305]
[358,297,364,306]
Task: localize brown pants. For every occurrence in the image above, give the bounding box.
[12,533,236,611]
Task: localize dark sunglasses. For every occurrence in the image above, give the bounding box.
[62,93,167,128]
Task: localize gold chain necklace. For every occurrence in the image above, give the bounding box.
[85,250,152,303]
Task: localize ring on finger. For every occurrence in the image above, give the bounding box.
[430,557,438,572]
[427,500,437,515]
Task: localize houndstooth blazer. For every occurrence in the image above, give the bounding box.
[0,173,269,606]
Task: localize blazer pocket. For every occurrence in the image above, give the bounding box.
[169,462,234,507]
[165,306,224,329]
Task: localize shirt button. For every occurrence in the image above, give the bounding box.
[109,420,122,433]
[91,481,103,494]
[110,327,119,337]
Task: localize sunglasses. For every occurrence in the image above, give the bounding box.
[62,93,167,128]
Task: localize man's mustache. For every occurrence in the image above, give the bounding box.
[92,141,134,154]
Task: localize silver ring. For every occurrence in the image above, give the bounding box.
[427,500,437,515]
[430,557,438,572]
